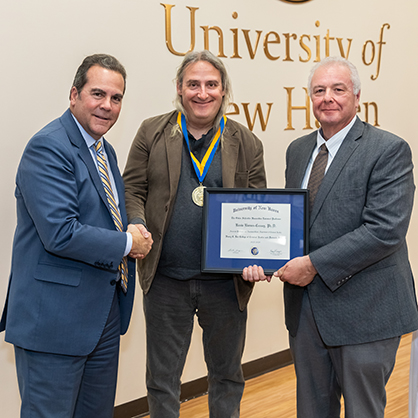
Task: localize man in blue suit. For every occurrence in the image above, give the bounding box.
[0,54,153,418]
[243,57,418,417]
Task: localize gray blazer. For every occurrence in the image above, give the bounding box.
[285,117,418,345]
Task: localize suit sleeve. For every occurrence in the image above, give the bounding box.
[17,134,126,270]
[123,120,149,224]
[309,137,415,291]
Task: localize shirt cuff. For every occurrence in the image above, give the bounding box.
[124,232,133,257]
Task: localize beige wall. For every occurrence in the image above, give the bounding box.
[1,0,417,414]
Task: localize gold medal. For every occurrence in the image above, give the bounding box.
[192,184,206,207]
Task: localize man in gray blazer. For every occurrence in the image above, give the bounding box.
[243,57,418,417]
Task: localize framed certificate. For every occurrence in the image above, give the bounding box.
[201,188,309,274]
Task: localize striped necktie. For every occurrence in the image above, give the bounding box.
[307,143,328,212]
[95,140,128,294]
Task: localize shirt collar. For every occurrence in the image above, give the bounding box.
[71,113,102,150]
[316,115,357,160]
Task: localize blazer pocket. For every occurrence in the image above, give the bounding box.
[34,263,82,287]
[234,171,249,187]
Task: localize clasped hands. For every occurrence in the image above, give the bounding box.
[242,255,317,287]
[127,224,153,259]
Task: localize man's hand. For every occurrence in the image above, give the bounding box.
[128,224,153,259]
[242,265,272,282]
[273,255,317,287]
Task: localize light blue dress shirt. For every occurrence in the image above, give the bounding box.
[71,114,132,256]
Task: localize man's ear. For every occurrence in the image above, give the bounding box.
[69,86,79,106]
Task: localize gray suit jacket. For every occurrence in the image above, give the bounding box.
[285,117,418,345]
[123,110,267,310]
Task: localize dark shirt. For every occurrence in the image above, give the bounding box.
[157,129,229,280]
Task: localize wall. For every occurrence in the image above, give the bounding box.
[1,0,417,415]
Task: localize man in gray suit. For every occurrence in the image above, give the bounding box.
[243,57,418,418]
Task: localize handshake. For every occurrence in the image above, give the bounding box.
[127,224,153,259]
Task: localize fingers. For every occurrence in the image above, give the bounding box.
[135,223,150,239]
[128,224,153,259]
[273,263,288,282]
[242,265,267,282]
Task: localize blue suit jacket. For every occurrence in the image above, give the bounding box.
[0,109,135,356]
[284,117,418,345]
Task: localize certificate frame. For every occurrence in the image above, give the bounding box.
[201,188,309,274]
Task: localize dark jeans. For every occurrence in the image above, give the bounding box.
[144,274,247,418]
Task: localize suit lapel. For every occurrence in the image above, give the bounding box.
[289,134,317,189]
[221,119,240,188]
[60,109,119,224]
[310,118,364,224]
[165,112,183,198]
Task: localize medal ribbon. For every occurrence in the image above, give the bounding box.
[178,112,226,183]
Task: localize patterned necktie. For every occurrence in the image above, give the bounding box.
[95,140,128,294]
[307,143,328,212]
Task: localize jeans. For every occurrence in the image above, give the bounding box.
[144,274,247,418]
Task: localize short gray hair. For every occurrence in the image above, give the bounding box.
[174,50,232,127]
[307,56,361,96]
[70,54,127,98]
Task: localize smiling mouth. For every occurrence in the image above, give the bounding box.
[193,99,213,105]
[94,115,110,121]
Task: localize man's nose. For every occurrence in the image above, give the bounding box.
[323,88,334,102]
[100,96,112,110]
[197,86,208,99]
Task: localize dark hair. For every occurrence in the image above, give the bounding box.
[70,54,127,98]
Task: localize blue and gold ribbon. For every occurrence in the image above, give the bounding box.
[177,111,226,183]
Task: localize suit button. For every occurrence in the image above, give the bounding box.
[110,279,116,286]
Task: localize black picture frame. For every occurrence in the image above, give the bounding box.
[201,188,309,274]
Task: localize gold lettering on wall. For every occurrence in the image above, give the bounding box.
[161,7,357,63]
[284,87,313,131]
[362,23,390,80]
[361,102,380,126]
[161,3,198,56]
[201,26,227,57]
[243,30,263,60]
[241,103,274,131]
[159,5,387,131]
[230,28,242,58]
[264,32,281,61]
[226,103,273,131]
[299,35,311,62]
[336,37,352,58]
